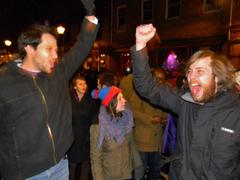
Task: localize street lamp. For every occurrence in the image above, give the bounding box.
[4,40,12,61]
[4,40,12,47]
[57,25,65,35]
[56,25,66,56]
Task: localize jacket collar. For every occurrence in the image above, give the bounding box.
[181,90,238,108]
[8,58,46,77]
[181,92,203,105]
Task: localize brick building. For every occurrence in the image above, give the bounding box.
[96,0,240,75]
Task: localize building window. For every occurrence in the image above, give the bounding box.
[166,0,181,20]
[117,5,127,32]
[142,0,153,22]
[203,0,223,13]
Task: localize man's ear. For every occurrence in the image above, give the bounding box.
[24,45,35,56]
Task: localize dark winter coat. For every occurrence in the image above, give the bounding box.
[0,18,99,180]
[131,46,240,180]
[67,93,98,162]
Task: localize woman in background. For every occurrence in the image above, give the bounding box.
[90,86,142,180]
[68,74,98,180]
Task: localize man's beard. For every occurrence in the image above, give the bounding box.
[192,78,217,103]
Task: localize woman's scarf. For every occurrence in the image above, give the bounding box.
[97,106,134,148]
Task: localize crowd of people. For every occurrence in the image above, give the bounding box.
[0,0,240,180]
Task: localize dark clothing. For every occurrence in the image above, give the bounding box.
[68,93,97,162]
[131,46,240,180]
[69,161,91,180]
[67,91,97,180]
[85,69,99,92]
[162,114,177,156]
[139,152,161,180]
[0,18,99,180]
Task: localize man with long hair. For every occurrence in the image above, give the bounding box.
[131,24,240,180]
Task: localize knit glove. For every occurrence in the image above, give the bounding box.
[81,0,95,16]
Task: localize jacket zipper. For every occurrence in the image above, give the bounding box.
[32,77,57,164]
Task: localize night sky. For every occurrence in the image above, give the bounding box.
[0,0,108,50]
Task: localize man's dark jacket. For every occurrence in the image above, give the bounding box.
[0,18,99,180]
[131,46,240,180]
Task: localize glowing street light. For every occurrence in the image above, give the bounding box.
[57,25,65,35]
[4,39,12,62]
[56,25,66,56]
[4,40,12,47]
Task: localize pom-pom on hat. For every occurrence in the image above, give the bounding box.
[91,86,122,106]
